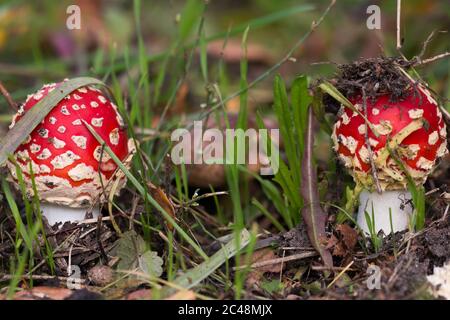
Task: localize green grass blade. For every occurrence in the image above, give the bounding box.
[252,198,286,232]
[178,0,205,43]
[318,81,378,137]
[2,177,31,249]
[291,75,311,156]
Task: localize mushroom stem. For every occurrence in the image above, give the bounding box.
[40,204,100,226]
[356,190,413,235]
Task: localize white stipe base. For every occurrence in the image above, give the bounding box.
[40,204,100,226]
[356,190,413,235]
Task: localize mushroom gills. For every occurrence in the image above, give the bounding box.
[356,190,413,235]
[40,203,100,226]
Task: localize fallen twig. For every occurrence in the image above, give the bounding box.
[0,274,84,284]
[418,30,437,59]
[441,204,449,222]
[415,52,450,66]
[396,0,402,50]
[233,251,317,270]
[362,87,382,193]
[0,81,18,110]
[312,265,357,271]
[327,260,354,288]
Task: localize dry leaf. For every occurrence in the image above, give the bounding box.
[166,290,196,300]
[326,234,339,250]
[329,224,358,257]
[245,248,282,287]
[336,224,358,251]
[332,242,347,257]
[125,289,152,300]
[148,182,177,230]
[9,286,73,300]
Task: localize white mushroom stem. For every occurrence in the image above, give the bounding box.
[356,190,413,235]
[40,203,100,226]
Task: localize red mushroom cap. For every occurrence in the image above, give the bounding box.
[332,85,448,190]
[7,80,136,207]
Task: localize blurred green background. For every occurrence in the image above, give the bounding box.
[0,0,449,125]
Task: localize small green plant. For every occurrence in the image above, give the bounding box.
[255,75,312,230]
[2,158,55,298]
[363,204,382,253]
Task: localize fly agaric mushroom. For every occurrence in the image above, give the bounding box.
[332,85,448,234]
[7,80,135,225]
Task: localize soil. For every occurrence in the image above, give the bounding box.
[321,56,419,113]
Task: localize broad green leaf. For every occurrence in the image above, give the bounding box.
[116,230,146,270]
[115,230,163,278]
[138,250,164,278]
[261,279,284,294]
[291,75,312,155]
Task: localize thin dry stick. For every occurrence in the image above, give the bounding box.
[281,246,315,250]
[279,249,286,282]
[183,191,228,206]
[396,0,402,50]
[0,274,82,283]
[418,30,436,59]
[327,260,354,288]
[67,244,75,277]
[233,251,317,270]
[417,52,450,65]
[0,81,18,110]
[408,30,450,66]
[424,187,440,196]
[387,259,405,286]
[441,204,449,222]
[362,88,382,193]
[312,266,356,271]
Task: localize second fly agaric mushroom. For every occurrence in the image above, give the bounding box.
[7,80,135,226]
[332,84,448,234]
